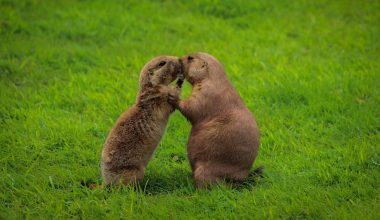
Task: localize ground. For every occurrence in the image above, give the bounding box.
[0,0,379,219]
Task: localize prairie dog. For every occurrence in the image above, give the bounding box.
[101,56,183,186]
[169,52,259,188]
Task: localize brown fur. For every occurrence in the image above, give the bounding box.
[169,52,260,188]
[101,56,182,186]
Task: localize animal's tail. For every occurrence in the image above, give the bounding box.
[251,166,265,177]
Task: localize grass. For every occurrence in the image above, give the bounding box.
[1,0,379,219]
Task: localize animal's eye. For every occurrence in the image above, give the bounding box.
[158,61,166,67]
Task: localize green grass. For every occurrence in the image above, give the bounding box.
[1,0,379,219]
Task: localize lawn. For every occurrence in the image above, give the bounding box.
[1,0,379,219]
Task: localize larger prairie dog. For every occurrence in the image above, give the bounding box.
[169,52,260,188]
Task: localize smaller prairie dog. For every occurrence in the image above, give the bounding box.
[101,56,183,186]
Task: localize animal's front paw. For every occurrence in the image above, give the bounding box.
[168,88,181,107]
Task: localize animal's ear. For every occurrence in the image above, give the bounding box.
[149,70,159,87]
[141,78,153,88]
[201,61,208,69]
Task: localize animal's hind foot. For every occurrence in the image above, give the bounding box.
[102,166,145,186]
[193,163,221,189]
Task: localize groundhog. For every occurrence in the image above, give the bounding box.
[169,52,260,188]
[101,55,183,186]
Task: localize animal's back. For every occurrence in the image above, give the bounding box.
[188,109,258,168]
[101,104,169,184]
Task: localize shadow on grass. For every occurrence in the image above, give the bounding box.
[139,168,195,195]
[80,167,265,194]
[140,166,265,194]
[236,167,266,189]
[79,168,195,195]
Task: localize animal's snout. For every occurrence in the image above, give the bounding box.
[179,58,183,69]
[177,60,184,76]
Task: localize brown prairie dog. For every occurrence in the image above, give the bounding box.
[101,56,183,186]
[169,52,260,188]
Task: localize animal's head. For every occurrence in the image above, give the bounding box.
[139,56,183,90]
[180,52,225,84]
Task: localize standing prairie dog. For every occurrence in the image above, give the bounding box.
[101,56,183,186]
[169,52,260,188]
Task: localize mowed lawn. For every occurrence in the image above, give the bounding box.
[1,0,379,219]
